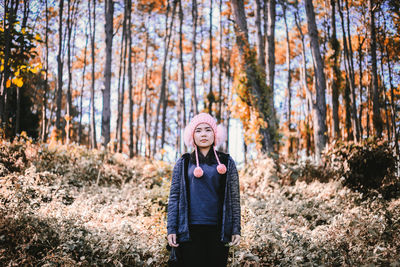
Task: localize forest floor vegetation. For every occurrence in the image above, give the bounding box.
[1,138,399,266]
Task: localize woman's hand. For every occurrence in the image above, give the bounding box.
[230,235,241,246]
[168,234,179,247]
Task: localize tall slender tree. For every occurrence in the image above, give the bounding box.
[304,0,328,160]
[369,0,383,138]
[329,0,341,139]
[42,0,49,142]
[127,0,134,158]
[56,0,64,137]
[191,0,199,116]
[102,0,114,148]
[89,0,97,148]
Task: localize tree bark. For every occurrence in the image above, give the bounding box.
[304,0,328,161]
[66,0,72,144]
[386,40,399,154]
[208,0,214,115]
[282,1,292,131]
[329,0,341,139]
[265,0,276,94]
[178,0,186,126]
[115,0,127,152]
[255,0,265,69]
[345,0,360,140]
[89,0,97,148]
[357,34,365,138]
[369,0,383,137]
[102,0,114,148]
[78,29,88,145]
[42,0,49,142]
[191,0,199,116]
[127,0,134,158]
[56,0,64,137]
[217,0,223,122]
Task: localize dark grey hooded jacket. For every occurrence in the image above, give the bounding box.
[167,152,241,244]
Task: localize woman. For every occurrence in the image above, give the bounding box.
[167,113,241,267]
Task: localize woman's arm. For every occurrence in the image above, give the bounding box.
[167,157,183,235]
[228,156,241,236]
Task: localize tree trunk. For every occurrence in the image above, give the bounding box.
[369,0,383,137]
[230,0,277,154]
[153,1,177,156]
[344,80,353,140]
[217,0,223,122]
[208,0,214,116]
[102,0,114,148]
[338,0,358,141]
[162,28,177,153]
[282,1,292,131]
[42,0,49,142]
[178,0,186,126]
[89,0,97,148]
[191,0,199,116]
[357,34,365,138]
[0,0,19,133]
[386,41,399,154]
[56,0,64,137]
[345,0,360,140]
[255,0,265,69]
[66,0,72,144]
[78,29,88,145]
[127,0,133,158]
[304,0,328,161]
[378,38,390,141]
[115,1,127,152]
[265,0,276,95]
[329,0,341,139]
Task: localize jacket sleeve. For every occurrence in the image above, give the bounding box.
[228,156,241,236]
[167,157,183,235]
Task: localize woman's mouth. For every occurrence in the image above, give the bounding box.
[201,140,208,142]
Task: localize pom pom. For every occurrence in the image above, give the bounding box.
[217,164,227,174]
[194,166,204,178]
[183,124,194,148]
[215,124,227,148]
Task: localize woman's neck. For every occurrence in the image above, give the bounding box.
[199,146,211,157]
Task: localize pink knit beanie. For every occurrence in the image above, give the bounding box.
[183,113,227,178]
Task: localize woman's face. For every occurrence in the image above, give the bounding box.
[193,123,214,148]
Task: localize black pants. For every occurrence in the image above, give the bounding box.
[178,224,229,267]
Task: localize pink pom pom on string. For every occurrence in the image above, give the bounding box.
[217,163,227,174]
[194,166,204,178]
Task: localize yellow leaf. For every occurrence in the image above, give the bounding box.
[15,70,20,76]
[21,27,26,34]
[0,65,3,72]
[35,34,41,41]
[12,77,23,87]
[6,79,11,88]
[30,67,37,74]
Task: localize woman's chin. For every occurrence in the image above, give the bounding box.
[197,143,211,148]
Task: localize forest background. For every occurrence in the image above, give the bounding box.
[1,0,400,265]
[1,0,399,163]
